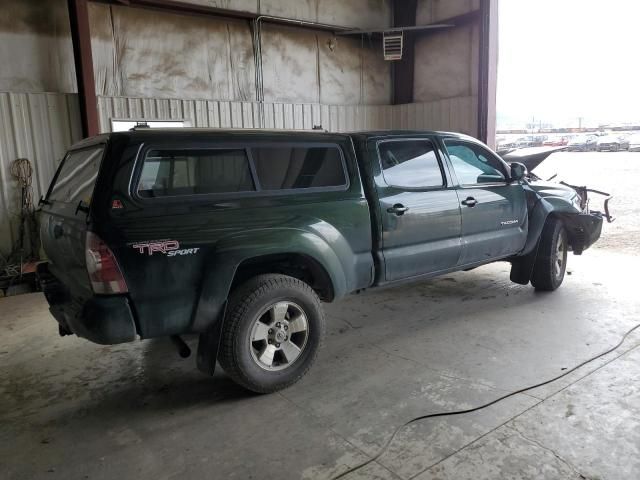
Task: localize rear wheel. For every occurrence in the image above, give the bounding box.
[219,274,325,393]
[531,218,568,291]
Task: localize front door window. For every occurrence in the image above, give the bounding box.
[444,140,507,185]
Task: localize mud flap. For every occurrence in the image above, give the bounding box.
[196,301,227,376]
[510,243,541,285]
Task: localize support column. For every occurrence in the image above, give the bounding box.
[391,0,417,105]
[477,0,498,146]
[68,0,99,137]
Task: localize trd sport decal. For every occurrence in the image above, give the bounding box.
[130,240,200,257]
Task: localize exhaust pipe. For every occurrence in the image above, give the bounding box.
[170,335,191,358]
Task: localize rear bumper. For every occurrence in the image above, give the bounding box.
[38,264,137,345]
[51,296,137,344]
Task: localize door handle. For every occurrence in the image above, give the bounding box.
[387,204,409,216]
[461,197,477,207]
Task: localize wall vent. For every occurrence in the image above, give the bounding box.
[383,32,403,60]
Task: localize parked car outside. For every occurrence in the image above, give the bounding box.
[38,129,609,393]
[619,134,630,150]
[515,137,533,148]
[567,135,598,151]
[499,139,518,150]
[628,133,640,151]
[544,135,574,147]
[597,134,629,151]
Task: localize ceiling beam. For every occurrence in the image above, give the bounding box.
[95,0,351,32]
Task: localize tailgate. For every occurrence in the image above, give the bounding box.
[40,145,105,296]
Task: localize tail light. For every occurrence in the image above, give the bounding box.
[85,231,128,294]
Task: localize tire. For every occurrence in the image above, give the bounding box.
[218,274,325,393]
[531,218,568,291]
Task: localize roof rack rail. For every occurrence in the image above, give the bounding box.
[130,121,150,131]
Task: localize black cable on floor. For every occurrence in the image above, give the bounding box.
[333,322,640,479]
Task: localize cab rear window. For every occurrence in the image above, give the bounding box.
[137,149,254,198]
[47,146,104,204]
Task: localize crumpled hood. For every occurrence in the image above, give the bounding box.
[499,146,567,171]
[527,180,581,208]
[529,180,584,212]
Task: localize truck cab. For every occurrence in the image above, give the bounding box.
[352,132,528,283]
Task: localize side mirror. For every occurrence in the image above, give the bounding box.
[510,162,527,182]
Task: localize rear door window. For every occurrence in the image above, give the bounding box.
[137,149,254,198]
[378,140,444,188]
[251,145,347,190]
[47,146,104,204]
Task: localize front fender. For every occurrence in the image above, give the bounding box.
[190,226,351,333]
[510,186,581,285]
[520,194,579,257]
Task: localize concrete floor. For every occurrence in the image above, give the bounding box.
[2,247,639,480]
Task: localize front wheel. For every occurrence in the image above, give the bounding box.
[531,218,568,291]
[218,274,325,393]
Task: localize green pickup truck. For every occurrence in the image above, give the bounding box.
[38,129,609,392]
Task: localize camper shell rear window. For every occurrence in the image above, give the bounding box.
[46,146,105,204]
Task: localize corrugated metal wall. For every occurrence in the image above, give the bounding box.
[0,92,82,257]
[392,96,477,134]
[97,95,476,134]
[97,96,395,132]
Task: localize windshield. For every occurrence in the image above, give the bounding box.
[46,146,105,204]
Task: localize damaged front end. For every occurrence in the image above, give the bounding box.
[558,181,615,224]
[552,181,614,255]
[501,145,614,223]
[502,146,613,284]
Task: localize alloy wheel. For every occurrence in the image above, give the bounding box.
[249,301,309,371]
[554,234,566,279]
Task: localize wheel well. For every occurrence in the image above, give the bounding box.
[231,253,335,301]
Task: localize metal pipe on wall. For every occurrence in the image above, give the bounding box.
[250,15,354,128]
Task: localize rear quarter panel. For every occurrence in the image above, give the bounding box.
[102,134,373,338]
